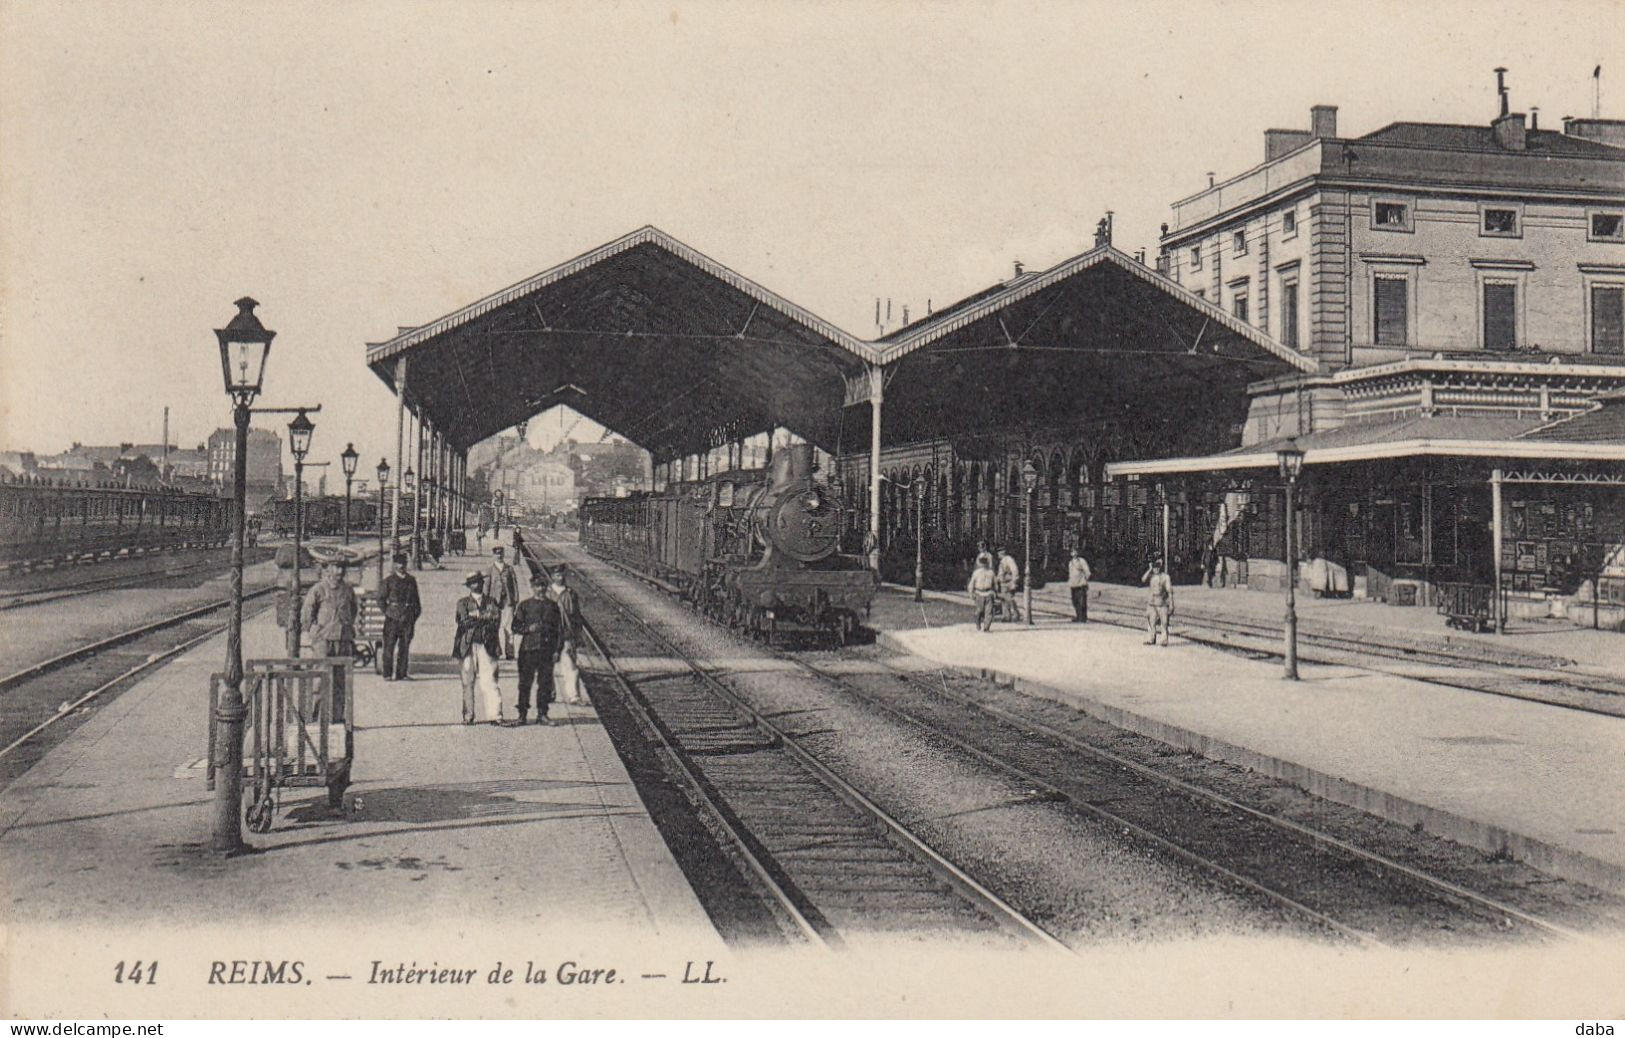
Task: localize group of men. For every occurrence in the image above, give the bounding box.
[293,540,584,728]
[962,542,1177,645]
[452,549,582,727]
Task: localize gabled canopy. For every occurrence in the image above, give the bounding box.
[857,246,1317,446]
[367,226,877,459]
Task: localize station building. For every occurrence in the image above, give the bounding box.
[1106,91,1625,628]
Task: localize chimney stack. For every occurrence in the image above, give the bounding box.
[1013,260,1025,278]
[1206,171,1215,188]
[1493,109,1527,150]
[1495,67,1509,117]
[1530,106,1539,131]
[1310,104,1338,138]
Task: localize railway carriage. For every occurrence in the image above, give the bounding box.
[0,478,230,565]
[582,444,877,645]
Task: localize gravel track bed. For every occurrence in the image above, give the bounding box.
[543,540,1318,947]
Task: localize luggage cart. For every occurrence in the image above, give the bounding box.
[210,656,355,832]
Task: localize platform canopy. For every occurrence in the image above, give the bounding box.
[366,226,878,460]
[852,246,1318,446]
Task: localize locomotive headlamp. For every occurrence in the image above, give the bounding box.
[287,409,315,463]
[214,297,275,406]
[340,443,359,478]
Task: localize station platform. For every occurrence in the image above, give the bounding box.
[1,550,721,1014]
[871,584,1625,895]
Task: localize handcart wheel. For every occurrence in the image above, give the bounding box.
[245,799,274,834]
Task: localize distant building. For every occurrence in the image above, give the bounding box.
[208,427,284,507]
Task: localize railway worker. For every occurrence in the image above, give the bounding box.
[379,552,421,681]
[967,554,998,632]
[303,558,359,718]
[1066,547,1092,623]
[487,546,520,660]
[995,547,1022,622]
[511,572,564,726]
[453,571,505,724]
[1142,557,1175,647]
[547,567,586,705]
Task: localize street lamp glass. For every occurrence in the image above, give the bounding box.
[1021,460,1039,493]
[376,458,390,486]
[1277,440,1306,482]
[403,467,415,491]
[287,410,315,462]
[340,443,359,477]
[213,297,275,403]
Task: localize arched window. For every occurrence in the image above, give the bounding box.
[1048,449,1063,509]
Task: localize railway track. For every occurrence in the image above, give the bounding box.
[568,540,1600,946]
[0,551,269,612]
[0,585,276,784]
[526,540,1065,951]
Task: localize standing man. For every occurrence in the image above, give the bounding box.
[1066,547,1093,623]
[379,552,421,681]
[302,558,359,718]
[1142,557,1175,647]
[995,546,1022,622]
[453,572,504,724]
[966,553,998,632]
[512,573,564,726]
[547,566,585,704]
[488,546,520,660]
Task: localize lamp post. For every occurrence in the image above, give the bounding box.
[1022,460,1039,626]
[1277,439,1305,680]
[340,443,358,545]
[913,479,925,603]
[515,420,528,524]
[211,297,274,856]
[407,458,421,569]
[375,458,390,588]
[286,410,315,659]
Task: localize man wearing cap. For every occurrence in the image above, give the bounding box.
[454,571,504,724]
[1142,557,1175,647]
[379,552,421,681]
[1066,547,1092,623]
[303,558,359,718]
[487,546,520,660]
[512,572,564,725]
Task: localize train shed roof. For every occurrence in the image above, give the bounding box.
[366,226,878,458]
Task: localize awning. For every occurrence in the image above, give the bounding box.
[1106,414,1625,478]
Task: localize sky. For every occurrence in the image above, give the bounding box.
[2,0,1619,474]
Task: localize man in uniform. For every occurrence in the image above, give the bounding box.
[1142,556,1175,646]
[966,553,998,632]
[454,571,504,724]
[1066,547,1093,623]
[547,567,586,705]
[487,545,520,660]
[302,558,359,718]
[512,572,564,725]
[379,552,421,680]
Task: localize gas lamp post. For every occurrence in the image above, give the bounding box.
[286,409,315,659]
[210,297,274,855]
[1022,460,1039,626]
[375,458,391,587]
[1277,439,1306,680]
[340,442,358,545]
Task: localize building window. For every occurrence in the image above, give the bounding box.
[1190,245,1203,270]
[1591,212,1625,242]
[1593,285,1624,355]
[1373,199,1412,232]
[1281,208,1298,237]
[1233,229,1248,256]
[1280,277,1300,348]
[1374,275,1408,345]
[1232,289,1249,323]
[1480,205,1521,238]
[1483,282,1517,350]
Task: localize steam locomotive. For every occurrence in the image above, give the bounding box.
[580,444,877,645]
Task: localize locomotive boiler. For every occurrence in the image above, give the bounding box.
[581,444,876,645]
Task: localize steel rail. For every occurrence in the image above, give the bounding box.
[0,585,276,695]
[0,597,277,762]
[528,536,1069,952]
[0,556,245,612]
[793,649,1584,945]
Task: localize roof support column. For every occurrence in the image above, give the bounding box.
[867,362,884,570]
[410,408,423,570]
[391,355,408,559]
